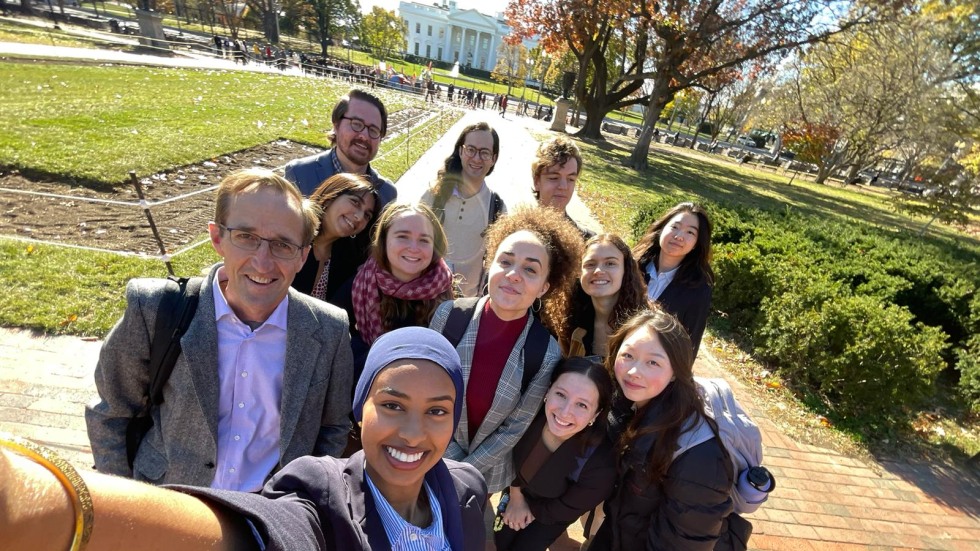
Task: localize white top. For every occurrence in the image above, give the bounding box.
[422,182,505,297]
[646,261,679,301]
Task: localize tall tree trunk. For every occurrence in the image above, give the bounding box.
[577,100,607,138]
[629,77,672,170]
[263,10,279,43]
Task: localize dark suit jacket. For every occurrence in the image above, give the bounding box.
[85,264,354,486]
[284,148,397,302]
[179,452,488,551]
[642,264,712,355]
[511,413,616,526]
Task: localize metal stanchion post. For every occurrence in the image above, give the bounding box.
[129,171,175,276]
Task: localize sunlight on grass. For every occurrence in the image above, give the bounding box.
[0,62,422,185]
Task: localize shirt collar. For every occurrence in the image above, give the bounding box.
[329,148,381,186]
[212,266,289,330]
[364,468,449,550]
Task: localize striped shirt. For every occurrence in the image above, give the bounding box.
[365,470,451,551]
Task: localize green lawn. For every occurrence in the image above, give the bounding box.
[0,62,424,185]
[0,62,461,334]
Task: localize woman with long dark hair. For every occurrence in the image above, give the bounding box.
[493,357,616,551]
[291,173,378,302]
[563,233,647,357]
[420,122,505,297]
[589,308,734,550]
[632,202,714,355]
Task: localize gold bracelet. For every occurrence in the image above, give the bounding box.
[0,434,94,551]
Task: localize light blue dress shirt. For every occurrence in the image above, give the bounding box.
[210,269,289,492]
[365,468,452,551]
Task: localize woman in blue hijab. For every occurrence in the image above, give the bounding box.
[0,327,487,551]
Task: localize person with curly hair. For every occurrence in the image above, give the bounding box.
[590,308,737,551]
[563,234,647,357]
[291,173,378,303]
[421,122,505,297]
[531,136,596,240]
[428,206,584,496]
[632,202,714,356]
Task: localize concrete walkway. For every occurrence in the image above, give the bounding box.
[1,43,979,551]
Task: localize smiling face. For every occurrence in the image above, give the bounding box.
[360,359,456,501]
[321,192,376,240]
[459,130,497,185]
[658,211,700,264]
[613,325,675,409]
[580,242,625,300]
[334,97,384,171]
[487,231,551,321]
[543,372,600,442]
[534,158,579,211]
[208,186,309,324]
[385,211,435,282]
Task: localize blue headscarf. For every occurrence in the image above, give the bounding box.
[352,326,464,432]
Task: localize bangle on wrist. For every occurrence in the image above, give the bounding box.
[0,434,94,551]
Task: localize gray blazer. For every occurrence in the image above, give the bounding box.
[85,264,354,487]
[429,297,560,493]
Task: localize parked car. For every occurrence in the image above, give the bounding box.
[735,135,755,147]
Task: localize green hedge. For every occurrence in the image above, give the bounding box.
[630,198,979,417]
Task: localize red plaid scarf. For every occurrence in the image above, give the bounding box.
[352,256,453,345]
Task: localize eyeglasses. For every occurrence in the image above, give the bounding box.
[219,225,304,259]
[461,144,494,161]
[341,116,382,140]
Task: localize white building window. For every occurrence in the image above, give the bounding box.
[415,23,421,33]
[414,42,420,55]
[427,25,432,36]
[426,44,431,57]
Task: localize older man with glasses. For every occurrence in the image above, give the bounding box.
[86,169,355,491]
[283,89,398,302]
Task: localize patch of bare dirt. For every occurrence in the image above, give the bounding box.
[0,139,323,255]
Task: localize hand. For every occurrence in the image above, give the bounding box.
[500,488,535,531]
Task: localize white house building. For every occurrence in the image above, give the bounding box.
[398,0,536,71]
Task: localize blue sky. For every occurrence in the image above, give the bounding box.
[360,0,512,16]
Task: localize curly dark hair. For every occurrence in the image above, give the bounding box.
[563,233,648,353]
[632,202,714,287]
[604,307,721,485]
[428,122,499,214]
[482,206,583,336]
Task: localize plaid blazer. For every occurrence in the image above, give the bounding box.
[429,297,561,493]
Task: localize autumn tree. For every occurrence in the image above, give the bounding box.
[360,6,406,60]
[507,0,878,170]
[304,0,360,57]
[491,41,530,96]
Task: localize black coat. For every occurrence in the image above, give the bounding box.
[511,413,616,525]
[591,395,734,551]
[642,264,712,355]
[179,452,487,551]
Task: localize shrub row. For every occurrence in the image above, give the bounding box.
[630,198,980,418]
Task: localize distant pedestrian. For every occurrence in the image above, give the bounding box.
[499,95,508,118]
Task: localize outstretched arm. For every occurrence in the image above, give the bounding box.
[1,447,257,551]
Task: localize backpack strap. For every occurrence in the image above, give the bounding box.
[126,276,202,468]
[520,316,549,393]
[146,276,203,406]
[487,191,504,226]
[441,297,481,348]
[441,298,549,394]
